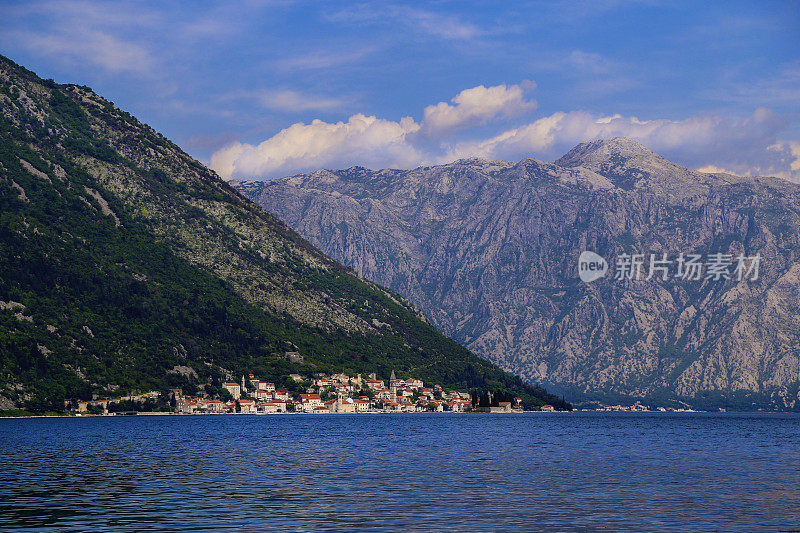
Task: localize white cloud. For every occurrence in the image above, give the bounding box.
[566,50,614,74]
[0,0,160,75]
[543,50,621,75]
[212,82,537,178]
[696,165,737,175]
[528,50,636,96]
[7,28,154,75]
[702,62,800,110]
[274,48,377,71]
[405,9,483,41]
[0,0,242,76]
[766,141,800,180]
[446,107,799,181]
[210,114,422,179]
[421,82,537,136]
[216,88,348,115]
[329,5,484,42]
[785,142,800,171]
[4,0,162,28]
[210,83,800,183]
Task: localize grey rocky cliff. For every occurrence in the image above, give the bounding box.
[233,138,800,409]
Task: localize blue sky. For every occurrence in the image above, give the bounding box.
[1,0,798,180]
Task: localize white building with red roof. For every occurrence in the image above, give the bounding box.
[253,389,272,401]
[352,398,370,412]
[375,388,394,401]
[299,393,322,412]
[365,378,384,390]
[176,398,197,414]
[204,399,226,413]
[238,399,256,414]
[384,401,401,412]
[274,389,289,401]
[223,382,241,400]
[259,401,286,413]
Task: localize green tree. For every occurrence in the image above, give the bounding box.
[218,388,233,402]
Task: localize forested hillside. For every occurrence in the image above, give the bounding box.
[0,55,569,412]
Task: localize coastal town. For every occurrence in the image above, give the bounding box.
[75,370,535,415]
[586,402,699,413]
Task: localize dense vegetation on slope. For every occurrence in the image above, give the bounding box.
[0,55,569,412]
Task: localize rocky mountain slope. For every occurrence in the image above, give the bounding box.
[0,55,567,411]
[234,138,800,410]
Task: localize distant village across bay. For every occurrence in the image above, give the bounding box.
[73,370,546,415]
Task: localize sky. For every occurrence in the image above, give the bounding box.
[1,0,798,181]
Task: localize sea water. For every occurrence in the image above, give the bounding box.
[1,412,798,532]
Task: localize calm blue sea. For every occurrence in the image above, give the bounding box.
[1,412,798,532]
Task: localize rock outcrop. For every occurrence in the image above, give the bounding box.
[234,138,800,409]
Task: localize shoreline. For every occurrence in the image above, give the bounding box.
[4,410,797,419]
[2,410,548,419]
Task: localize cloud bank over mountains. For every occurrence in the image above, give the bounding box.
[3,2,796,183]
[211,82,800,182]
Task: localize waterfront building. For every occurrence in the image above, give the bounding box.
[176,398,197,414]
[334,398,357,413]
[205,399,225,413]
[259,401,284,413]
[352,399,370,412]
[223,382,241,400]
[299,394,323,412]
[273,389,289,401]
[238,399,256,414]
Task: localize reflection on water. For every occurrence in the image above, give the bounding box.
[1,412,799,532]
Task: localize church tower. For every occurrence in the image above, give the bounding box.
[241,375,247,394]
[389,369,397,401]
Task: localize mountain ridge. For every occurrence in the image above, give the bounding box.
[234,139,800,410]
[0,55,567,411]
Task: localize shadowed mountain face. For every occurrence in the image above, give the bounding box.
[0,55,566,411]
[233,137,800,410]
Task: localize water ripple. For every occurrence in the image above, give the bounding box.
[1,412,799,532]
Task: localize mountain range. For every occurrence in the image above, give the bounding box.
[234,138,800,410]
[0,55,567,412]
